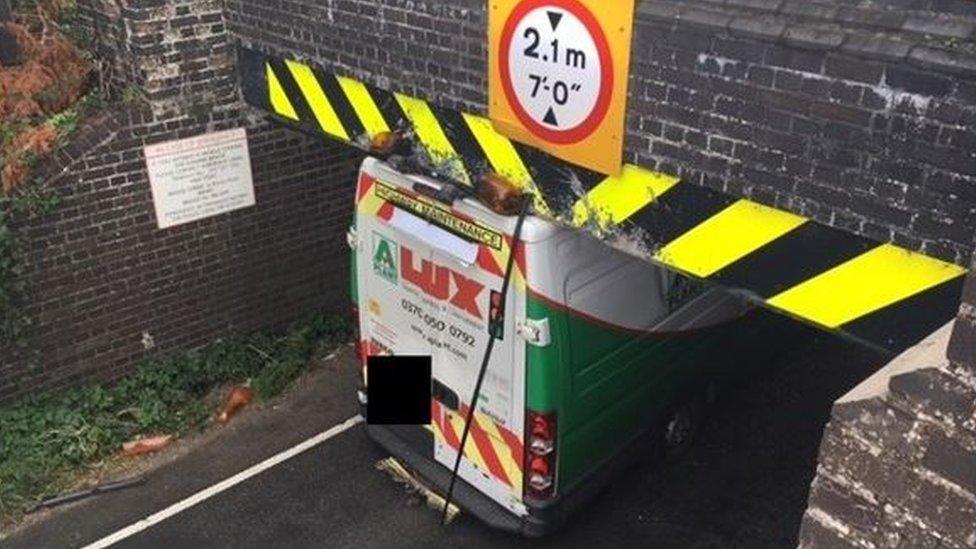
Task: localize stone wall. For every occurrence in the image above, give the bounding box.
[224,0,976,264]
[0,0,364,403]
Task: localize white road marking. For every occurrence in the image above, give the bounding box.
[82,415,365,549]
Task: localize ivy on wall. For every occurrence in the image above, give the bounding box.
[0,186,60,349]
[0,0,95,349]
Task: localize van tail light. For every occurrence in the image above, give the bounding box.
[351,304,364,364]
[351,304,368,399]
[524,410,557,499]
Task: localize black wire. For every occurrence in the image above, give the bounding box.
[440,194,532,526]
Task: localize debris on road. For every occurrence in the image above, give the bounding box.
[121,435,174,457]
[375,457,460,525]
[28,475,146,513]
[216,385,255,424]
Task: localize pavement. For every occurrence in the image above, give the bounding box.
[3,311,885,549]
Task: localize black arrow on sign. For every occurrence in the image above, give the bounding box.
[547,11,563,30]
[543,107,559,126]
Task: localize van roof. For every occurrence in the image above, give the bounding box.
[360,157,562,244]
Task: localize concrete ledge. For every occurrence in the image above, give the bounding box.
[803,319,976,547]
[838,321,953,403]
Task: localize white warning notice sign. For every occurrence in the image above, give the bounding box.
[145,128,256,229]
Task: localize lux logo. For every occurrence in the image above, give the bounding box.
[401,247,484,319]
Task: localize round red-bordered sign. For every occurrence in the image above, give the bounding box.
[499,0,614,145]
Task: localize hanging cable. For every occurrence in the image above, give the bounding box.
[440,193,532,526]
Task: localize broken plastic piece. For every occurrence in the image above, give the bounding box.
[28,475,146,513]
[375,457,461,524]
[121,434,174,456]
[216,385,255,424]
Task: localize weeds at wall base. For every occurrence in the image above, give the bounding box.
[0,314,352,525]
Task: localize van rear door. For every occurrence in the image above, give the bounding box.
[427,241,526,516]
[354,159,527,516]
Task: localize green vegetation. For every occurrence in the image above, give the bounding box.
[0,185,61,350]
[0,0,102,347]
[0,98,93,352]
[0,314,352,523]
[47,106,79,139]
[0,90,103,352]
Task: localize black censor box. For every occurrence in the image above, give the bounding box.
[366,356,432,425]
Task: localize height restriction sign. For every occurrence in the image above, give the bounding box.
[489,0,636,176]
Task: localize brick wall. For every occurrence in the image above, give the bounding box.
[224,0,976,264]
[948,243,976,370]
[799,253,976,548]
[0,0,364,403]
[221,1,976,545]
[3,0,971,541]
[74,0,132,99]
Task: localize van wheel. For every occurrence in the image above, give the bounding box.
[660,395,703,458]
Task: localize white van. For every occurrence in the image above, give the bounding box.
[349,157,753,535]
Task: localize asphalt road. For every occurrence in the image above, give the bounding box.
[5,311,885,549]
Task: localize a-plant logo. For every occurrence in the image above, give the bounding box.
[372,233,398,284]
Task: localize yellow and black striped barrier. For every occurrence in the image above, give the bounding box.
[239,48,968,355]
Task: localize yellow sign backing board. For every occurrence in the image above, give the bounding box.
[488,0,636,176]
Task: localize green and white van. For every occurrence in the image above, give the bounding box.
[349,157,755,536]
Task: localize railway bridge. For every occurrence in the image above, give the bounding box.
[4,0,974,546]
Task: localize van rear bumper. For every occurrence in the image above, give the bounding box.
[365,423,561,537]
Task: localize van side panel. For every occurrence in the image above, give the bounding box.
[524,232,747,495]
[350,232,359,308]
[543,298,739,492]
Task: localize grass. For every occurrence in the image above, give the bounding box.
[0,314,352,523]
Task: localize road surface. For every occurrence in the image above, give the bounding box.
[4,311,884,548]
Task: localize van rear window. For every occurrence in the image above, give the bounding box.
[373,181,504,250]
[387,208,479,265]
